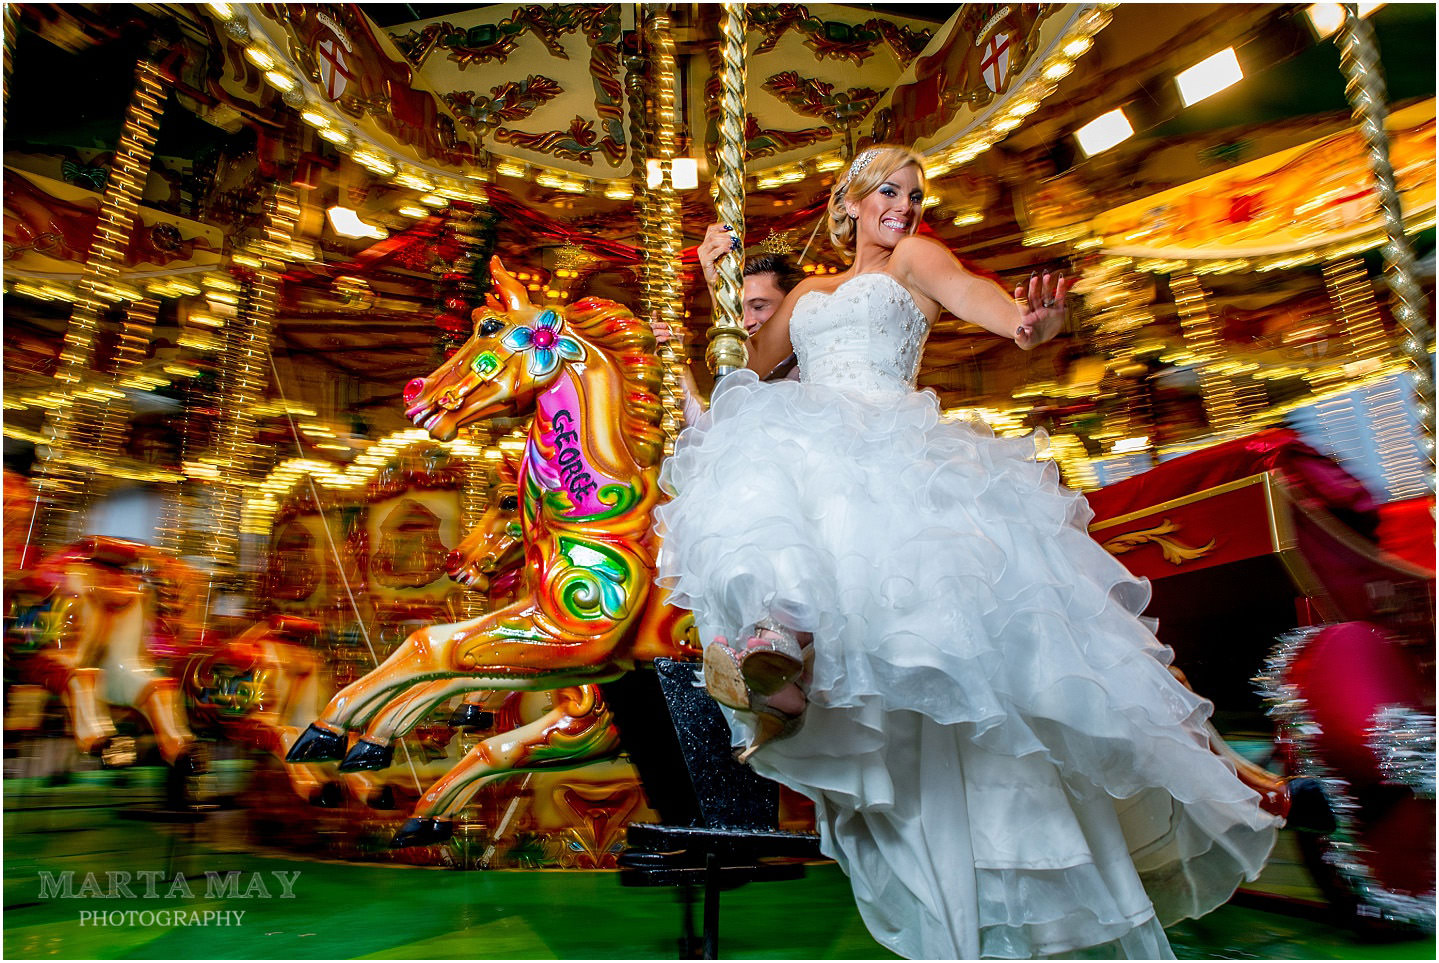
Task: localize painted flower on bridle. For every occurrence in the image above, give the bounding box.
[501,309,585,376]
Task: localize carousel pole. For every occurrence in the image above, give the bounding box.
[207,183,300,580]
[30,59,167,548]
[1333,4,1436,490]
[707,2,748,378]
[624,16,653,321]
[646,6,686,454]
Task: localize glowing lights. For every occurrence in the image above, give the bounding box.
[262,69,296,93]
[244,46,277,70]
[395,172,436,192]
[1075,108,1134,156]
[1305,3,1386,40]
[325,205,387,239]
[1176,47,1243,107]
[1042,58,1076,81]
[1062,35,1093,58]
[352,150,396,177]
[496,162,526,178]
[318,127,349,147]
[671,157,699,190]
[433,184,487,203]
[815,155,846,172]
[1111,435,1151,455]
[398,204,429,218]
[604,184,634,201]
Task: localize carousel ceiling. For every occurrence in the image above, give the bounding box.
[2,2,1435,459]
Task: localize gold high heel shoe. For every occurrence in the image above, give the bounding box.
[703,637,808,762]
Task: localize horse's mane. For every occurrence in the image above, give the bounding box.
[564,297,666,468]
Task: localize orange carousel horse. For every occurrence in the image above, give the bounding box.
[290,258,696,845]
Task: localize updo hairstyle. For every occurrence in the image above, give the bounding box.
[826,145,927,260]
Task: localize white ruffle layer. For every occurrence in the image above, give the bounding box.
[655,372,1278,960]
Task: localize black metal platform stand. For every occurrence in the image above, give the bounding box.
[603,658,821,960]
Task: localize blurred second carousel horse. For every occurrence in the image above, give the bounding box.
[5,536,204,791]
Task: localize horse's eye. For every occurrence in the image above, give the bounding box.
[499,495,518,512]
[479,318,504,336]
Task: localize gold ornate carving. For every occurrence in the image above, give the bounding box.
[1101,519,1217,565]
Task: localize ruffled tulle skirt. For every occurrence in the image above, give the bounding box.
[654,372,1278,960]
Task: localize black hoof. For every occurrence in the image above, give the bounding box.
[166,745,210,810]
[312,782,343,808]
[392,817,452,847]
[449,704,495,729]
[367,786,396,810]
[338,739,393,772]
[1286,777,1337,835]
[285,724,347,763]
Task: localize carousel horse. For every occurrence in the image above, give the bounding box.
[5,536,205,800]
[290,258,697,845]
[181,613,358,805]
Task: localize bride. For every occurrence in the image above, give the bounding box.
[653,145,1279,959]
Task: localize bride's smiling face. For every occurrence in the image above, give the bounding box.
[847,163,924,250]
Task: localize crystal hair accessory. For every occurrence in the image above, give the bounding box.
[838,148,881,194]
[760,230,795,256]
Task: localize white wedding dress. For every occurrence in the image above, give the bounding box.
[654,272,1278,960]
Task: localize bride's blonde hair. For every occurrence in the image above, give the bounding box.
[827,145,927,260]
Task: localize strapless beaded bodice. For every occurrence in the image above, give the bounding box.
[790,272,931,397]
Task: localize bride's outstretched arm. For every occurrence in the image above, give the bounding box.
[894,236,1070,350]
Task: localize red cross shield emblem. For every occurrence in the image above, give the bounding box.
[316,33,354,101]
[980,31,1013,95]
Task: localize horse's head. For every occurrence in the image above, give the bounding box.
[445,453,524,594]
[405,257,586,442]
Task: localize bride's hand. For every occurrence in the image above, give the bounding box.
[1013,270,1071,350]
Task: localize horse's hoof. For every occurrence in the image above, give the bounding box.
[448,704,494,729]
[285,724,347,762]
[393,817,452,848]
[338,739,393,772]
[166,745,210,810]
[96,735,137,769]
[311,782,343,808]
[367,786,397,810]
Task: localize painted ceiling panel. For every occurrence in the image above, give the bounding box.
[384,4,628,178]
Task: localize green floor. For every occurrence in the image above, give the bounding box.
[3,775,1434,960]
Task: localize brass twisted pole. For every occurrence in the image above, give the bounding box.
[32,60,166,547]
[647,7,685,454]
[209,184,300,574]
[708,2,748,378]
[1334,4,1435,489]
[623,37,653,321]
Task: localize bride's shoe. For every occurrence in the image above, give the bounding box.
[703,639,807,762]
[737,686,806,764]
[702,640,753,712]
[738,618,805,696]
